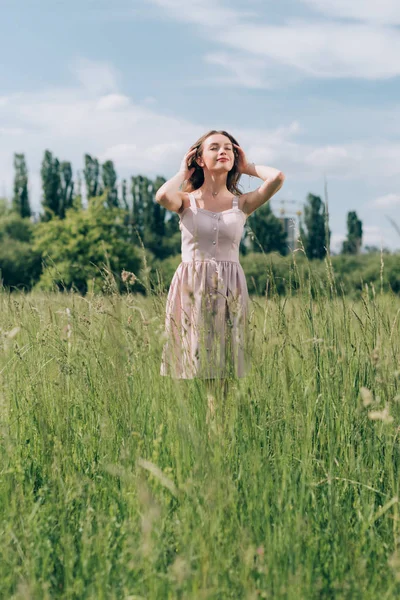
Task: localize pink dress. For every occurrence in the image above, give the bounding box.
[160,192,253,380]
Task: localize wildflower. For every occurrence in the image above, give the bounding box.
[368,405,394,424]
[121,269,137,285]
[370,347,379,366]
[360,386,374,407]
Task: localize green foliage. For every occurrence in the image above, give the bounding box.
[32,194,144,294]
[246,202,288,255]
[40,149,61,221]
[102,160,119,208]
[300,193,331,260]
[0,197,10,217]
[0,289,399,597]
[0,214,41,289]
[84,154,102,199]
[12,153,31,218]
[153,251,400,299]
[59,160,74,218]
[342,210,363,254]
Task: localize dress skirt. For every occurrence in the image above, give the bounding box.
[160,258,253,380]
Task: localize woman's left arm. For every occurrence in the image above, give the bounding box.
[233,144,285,216]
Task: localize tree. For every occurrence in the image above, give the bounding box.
[59,161,74,218]
[102,160,119,208]
[246,202,288,255]
[121,179,129,210]
[32,193,143,294]
[12,153,31,218]
[131,175,153,240]
[0,213,41,289]
[84,154,102,200]
[342,211,362,254]
[299,193,331,259]
[40,150,61,221]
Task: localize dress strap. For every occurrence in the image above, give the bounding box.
[232,194,239,209]
[188,192,198,213]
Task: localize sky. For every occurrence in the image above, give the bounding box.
[1,0,400,253]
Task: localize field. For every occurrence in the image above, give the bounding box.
[1,270,400,598]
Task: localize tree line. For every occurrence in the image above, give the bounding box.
[11,150,367,257]
[3,150,396,294]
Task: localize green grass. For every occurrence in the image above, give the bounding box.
[0,272,399,598]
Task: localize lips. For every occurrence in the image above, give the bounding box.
[217,158,229,162]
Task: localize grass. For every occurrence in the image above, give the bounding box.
[0,265,399,598]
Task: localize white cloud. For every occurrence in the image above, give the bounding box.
[95,94,131,111]
[1,68,399,213]
[362,225,394,248]
[300,0,400,26]
[149,0,400,81]
[330,232,346,253]
[146,0,252,27]
[331,226,397,253]
[370,193,400,209]
[219,21,400,80]
[69,57,120,95]
[0,56,399,254]
[203,52,275,89]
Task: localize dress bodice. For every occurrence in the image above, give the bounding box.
[179,192,247,263]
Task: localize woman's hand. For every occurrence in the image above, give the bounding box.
[179,148,197,180]
[233,143,250,175]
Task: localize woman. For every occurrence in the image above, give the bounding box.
[157,129,285,406]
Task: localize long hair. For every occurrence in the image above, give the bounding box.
[182,130,243,196]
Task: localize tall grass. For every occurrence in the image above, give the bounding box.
[0,254,399,599]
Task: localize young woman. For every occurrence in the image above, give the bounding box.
[157,129,285,405]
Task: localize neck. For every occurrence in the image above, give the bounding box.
[199,171,228,197]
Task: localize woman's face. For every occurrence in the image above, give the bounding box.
[197,134,235,172]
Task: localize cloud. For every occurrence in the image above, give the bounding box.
[218,21,400,80]
[370,193,400,209]
[146,0,252,27]
[0,56,399,256]
[95,94,131,111]
[1,66,399,214]
[330,232,346,253]
[69,57,121,95]
[300,0,400,26]
[362,225,394,248]
[149,0,400,81]
[330,225,397,254]
[203,52,275,89]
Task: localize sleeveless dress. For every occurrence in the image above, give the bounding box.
[160,192,252,380]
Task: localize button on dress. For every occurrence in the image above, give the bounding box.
[160,192,252,380]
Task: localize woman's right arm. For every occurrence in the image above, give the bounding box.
[155,148,197,212]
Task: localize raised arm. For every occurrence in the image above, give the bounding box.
[155,148,197,213]
[233,144,285,216]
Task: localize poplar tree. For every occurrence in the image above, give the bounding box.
[247,202,288,255]
[12,153,31,218]
[342,211,363,254]
[299,193,331,259]
[59,161,74,218]
[40,150,61,221]
[84,154,102,200]
[102,160,119,208]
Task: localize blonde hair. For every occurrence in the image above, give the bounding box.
[183,129,243,196]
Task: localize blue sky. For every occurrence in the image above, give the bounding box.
[1,0,400,252]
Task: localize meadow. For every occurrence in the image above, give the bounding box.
[0,259,399,599]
